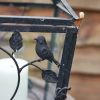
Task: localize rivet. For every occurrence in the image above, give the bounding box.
[40,19,45,21]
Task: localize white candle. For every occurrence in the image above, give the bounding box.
[0,58,28,100]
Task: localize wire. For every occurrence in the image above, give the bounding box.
[19,59,43,72]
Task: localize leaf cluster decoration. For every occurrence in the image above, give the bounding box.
[9,31,23,52]
[42,70,58,83]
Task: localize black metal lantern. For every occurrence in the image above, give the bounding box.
[0,1,84,100]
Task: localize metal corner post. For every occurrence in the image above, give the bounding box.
[55,27,78,100]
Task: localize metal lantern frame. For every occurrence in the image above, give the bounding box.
[0,1,81,100]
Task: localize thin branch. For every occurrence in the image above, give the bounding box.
[30,63,43,71]
[19,59,43,72]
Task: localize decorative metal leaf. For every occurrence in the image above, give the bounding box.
[42,70,58,83]
[9,31,23,52]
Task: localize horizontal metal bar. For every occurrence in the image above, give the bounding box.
[0,15,74,26]
[0,2,53,8]
[0,24,76,33]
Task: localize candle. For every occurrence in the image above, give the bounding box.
[0,58,28,100]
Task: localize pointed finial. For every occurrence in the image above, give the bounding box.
[79,12,85,19]
[75,12,85,27]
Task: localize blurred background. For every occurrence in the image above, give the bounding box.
[0,0,100,100]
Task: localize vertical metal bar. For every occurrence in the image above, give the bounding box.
[43,33,57,100]
[55,28,78,100]
[43,1,59,100]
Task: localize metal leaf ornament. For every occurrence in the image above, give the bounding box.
[9,31,23,52]
[42,70,58,83]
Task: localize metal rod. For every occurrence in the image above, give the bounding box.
[55,28,78,100]
[0,15,73,26]
[60,0,79,19]
[43,2,59,100]
[0,2,53,8]
[0,24,76,33]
